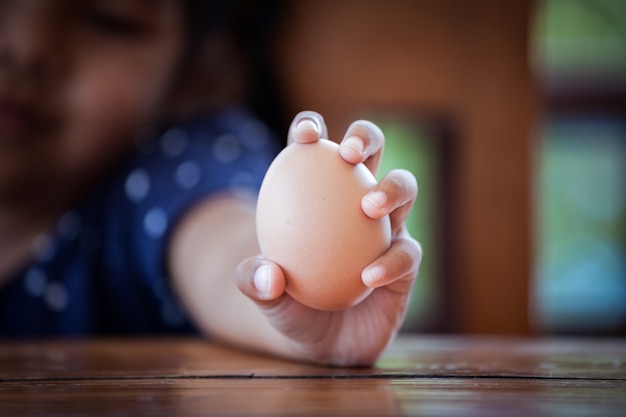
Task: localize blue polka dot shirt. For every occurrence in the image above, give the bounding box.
[0,108,279,337]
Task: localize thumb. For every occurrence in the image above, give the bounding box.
[235,256,287,302]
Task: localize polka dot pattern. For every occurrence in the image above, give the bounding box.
[160,128,188,158]
[45,282,68,312]
[32,233,55,263]
[213,134,242,163]
[175,161,201,190]
[24,267,48,297]
[2,109,278,335]
[125,169,151,203]
[23,266,70,313]
[144,206,168,239]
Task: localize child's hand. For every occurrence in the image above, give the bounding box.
[236,111,422,367]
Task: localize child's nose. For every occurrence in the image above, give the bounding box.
[0,1,63,78]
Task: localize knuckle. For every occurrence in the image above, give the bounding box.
[388,173,407,196]
[349,120,384,148]
[397,236,422,276]
[391,169,417,195]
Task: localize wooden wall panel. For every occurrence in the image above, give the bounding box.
[274,0,537,334]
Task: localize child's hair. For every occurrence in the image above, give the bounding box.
[182,1,233,59]
[178,0,288,139]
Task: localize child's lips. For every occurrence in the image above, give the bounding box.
[0,99,50,142]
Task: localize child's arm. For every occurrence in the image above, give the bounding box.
[169,111,421,367]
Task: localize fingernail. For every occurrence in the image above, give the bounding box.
[342,136,364,156]
[296,118,318,132]
[363,266,385,287]
[364,191,387,210]
[254,265,272,297]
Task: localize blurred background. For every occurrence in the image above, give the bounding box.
[229,0,625,335]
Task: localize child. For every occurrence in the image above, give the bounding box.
[0,0,421,367]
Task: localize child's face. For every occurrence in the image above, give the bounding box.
[0,0,185,200]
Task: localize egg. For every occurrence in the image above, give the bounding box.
[256,138,391,311]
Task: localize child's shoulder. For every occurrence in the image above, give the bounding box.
[0,109,281,336]
[117,107,279,214]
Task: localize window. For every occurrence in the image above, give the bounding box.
[532,0,626,334]
[369,115,450,332]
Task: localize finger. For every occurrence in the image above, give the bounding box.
[362,234,422,289]
[235,256,287,302]
[361,169,417,229]
[339,120,384,173]
[287,110,329,145]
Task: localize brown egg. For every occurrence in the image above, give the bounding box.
[256,139,391,311]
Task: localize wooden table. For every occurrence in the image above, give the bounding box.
[1,335,625,416]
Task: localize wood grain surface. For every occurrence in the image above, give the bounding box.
[1,335,625,416]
